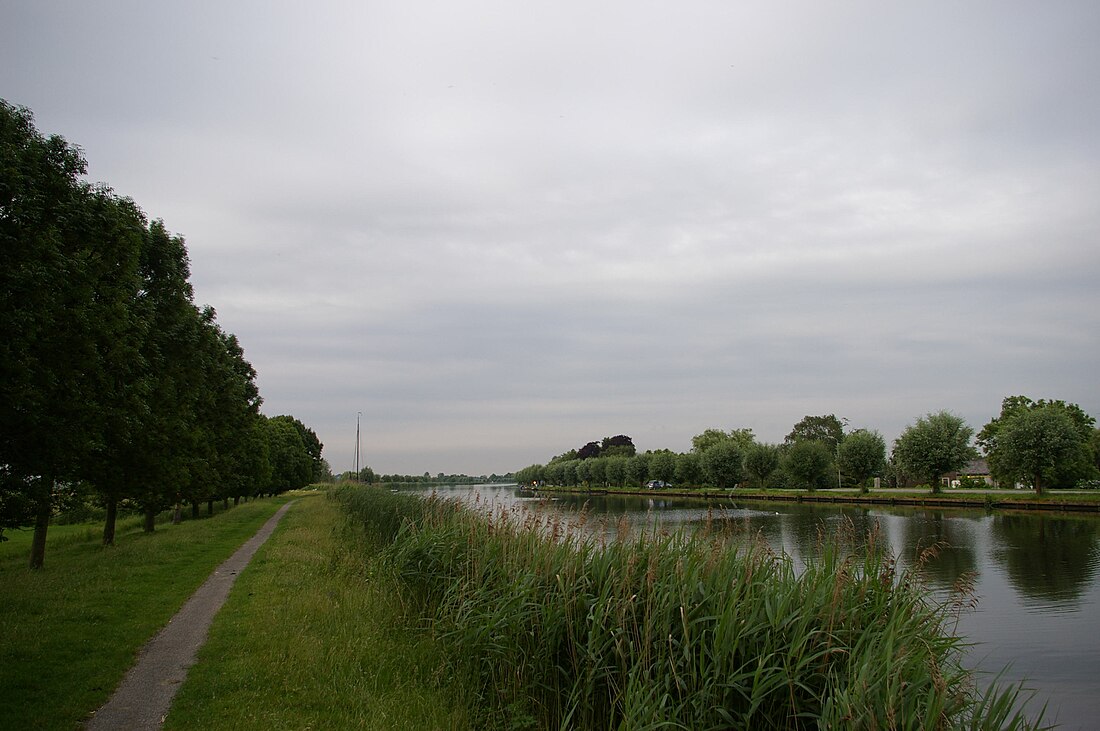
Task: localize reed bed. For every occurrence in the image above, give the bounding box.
[336,486,1044,731]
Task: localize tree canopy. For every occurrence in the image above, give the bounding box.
[979,396,1097,491]
[893,411,975,494]
[785,415,846,447]
[837,429,886,490]
[0,101,323,564]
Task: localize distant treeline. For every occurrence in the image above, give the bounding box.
[516,401,1100,495]
[341,468,514,486]
[0,101,325,568]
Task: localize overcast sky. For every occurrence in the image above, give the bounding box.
[4,1,1098,476]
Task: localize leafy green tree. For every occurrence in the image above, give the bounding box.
[994,406,1093,494]
[744,443,781,489]
[701,442,744,489]
[543,462,563,486]
[264,415,313,493]
[837,429,887,491]
[783,441,832,490]
[691,428,755,454]
[600,435,636,458]
[692,429,730,454]
[269,416,322,483]
[648,450,677,484]
[1,102,145,565]
[112,221,206,533]
[624,454,649,488]
[784,414,846,446]
[576,441,602,460]
[979,396,1097,489]
[674,452,703,486]
[892,411,976,494]
[604,456,627,487]
[587,457,607,487]
[578,459,594,485]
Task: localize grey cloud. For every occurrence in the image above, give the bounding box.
[3,1,1098,474]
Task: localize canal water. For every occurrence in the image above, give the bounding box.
[414,484,1100,729]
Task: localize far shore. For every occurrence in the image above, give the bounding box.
[526,484,1100,514]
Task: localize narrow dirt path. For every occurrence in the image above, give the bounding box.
[85,501,296,730]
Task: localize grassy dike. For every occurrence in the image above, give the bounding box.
[163,491,472,730]
[0,494,295,730]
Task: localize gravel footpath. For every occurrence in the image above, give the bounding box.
[85,500,296,730]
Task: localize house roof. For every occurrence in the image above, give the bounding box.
[960,458,990,475]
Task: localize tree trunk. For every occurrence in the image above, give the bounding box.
[206,499,213,516]
[223,497,229,510]
[191,501,199,518]
[103,495,118,546]
[143,506,156,533]
[1034,473,1043,495]
[29,480,52,570]
[233,496,240,506]
[930,474,941,494]
[172,502,182,525]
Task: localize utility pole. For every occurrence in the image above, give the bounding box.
[354,411,361,482]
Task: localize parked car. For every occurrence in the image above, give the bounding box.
[645,480,669,489]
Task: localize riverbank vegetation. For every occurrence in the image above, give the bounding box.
[0,495,294,730]
[1,101,325,568]
[330,485,1044,730]
[516,401,1099,497]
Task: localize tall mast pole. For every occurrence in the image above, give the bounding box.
[355,411,361,481]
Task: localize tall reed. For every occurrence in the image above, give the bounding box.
[335,486,1045,730]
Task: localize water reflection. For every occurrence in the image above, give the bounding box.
[991,514,1100,605]
[900,511,980,591]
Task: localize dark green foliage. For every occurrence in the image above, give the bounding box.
[783,440,832,490]
[744,443,781,489]
[995,407,1092,494]
[646,450,676,484]
[980,397,1098,491]
[837,429,887,489]
[337,486,1045,730]
[893,411,976,495]
[265,416,315,493]
[785,414,846,446]
[701,441,744,488]
[692,427,755,454]
[576,441,602,460]
[674,451,703,486]
[600,434,636,458]
[275,416,325,481]
[0,101,322,560]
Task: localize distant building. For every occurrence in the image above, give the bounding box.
[946,458,994,487]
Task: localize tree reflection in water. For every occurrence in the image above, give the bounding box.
[900,511,980,591]
[992,513,1100,603]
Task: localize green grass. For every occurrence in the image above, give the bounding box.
[164,492,471,730]
[339,485,1049,730]
[0,495,295,730]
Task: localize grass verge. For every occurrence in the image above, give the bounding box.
[163,491,471,730]
[0,495,294,730]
